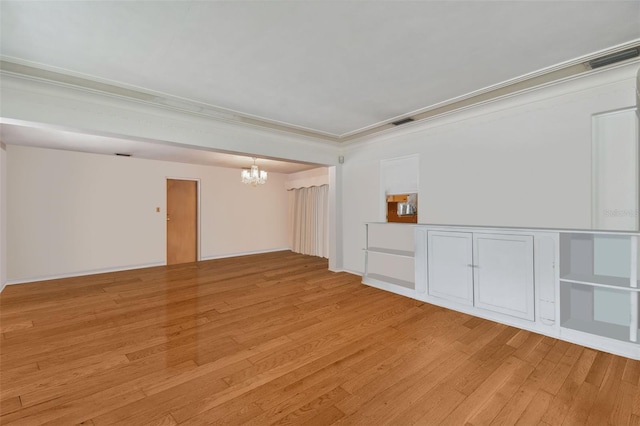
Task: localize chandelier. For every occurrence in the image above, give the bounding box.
[241,157,267,186]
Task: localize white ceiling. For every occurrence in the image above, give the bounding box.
[1,1,639,138]
[0,123,321,174]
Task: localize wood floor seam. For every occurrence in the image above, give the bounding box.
[1,251,638,425]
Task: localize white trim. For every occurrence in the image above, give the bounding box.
[363,275,417,299]
[559,327,640,360]
[5,262,165,285]
[0,64,342,145]
[344,61,640,150]
[0,143,5,293]
[3,39,639,142]
[631,236,639,342]
[5,248,292,286]
[328,165,343,272]
[166,177,201,263]
[0,73,340,166]
[328,268,362,276]
[340,40,640,138]
[591,106,639,230]
[200,247,292,261]
[362,276,563,336]
[367,221,640,236]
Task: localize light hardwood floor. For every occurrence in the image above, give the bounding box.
[1,251,639,425]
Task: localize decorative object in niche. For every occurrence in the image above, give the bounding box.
[387,193,418,223]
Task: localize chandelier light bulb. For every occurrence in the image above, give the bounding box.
[241,158,267,186]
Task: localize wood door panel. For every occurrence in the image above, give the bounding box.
[167,179,197,265]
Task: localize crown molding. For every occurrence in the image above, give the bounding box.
[2,39,639,146]
[343,59,640,152]
[0,73,341,165]
[0,58,342,145]
[339,39,640,140]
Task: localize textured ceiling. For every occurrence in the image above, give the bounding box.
[2,1,639,138]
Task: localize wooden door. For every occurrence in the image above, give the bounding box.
[473,233,535,321]
[427,231,474,305]
[166,179,197,265]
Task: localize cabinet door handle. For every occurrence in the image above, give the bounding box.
[467,264,478,268]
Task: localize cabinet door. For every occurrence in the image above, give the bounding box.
[473,233,535,321]
[427,231,474,305]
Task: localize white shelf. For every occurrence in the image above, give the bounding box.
[365,247,414,258]
[561,318,631,343]
[560,273,640,291]
[364,273,414,290]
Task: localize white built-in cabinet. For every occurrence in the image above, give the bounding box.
[473,233,535,321]
[424,231,535,320]
[363,223,640,360]
[426,231,474,305]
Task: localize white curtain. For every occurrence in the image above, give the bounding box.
[290,185,329,258]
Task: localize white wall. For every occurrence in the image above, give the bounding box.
[328,166,343,271]
[285,167,329,190]
[342,63,640,274]
[4,61,640,280]
[0,73,338,167]
[7,145,290,283]
[0,142,6,291]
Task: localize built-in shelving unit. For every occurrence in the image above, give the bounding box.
[561,316,630,342]
[366,247,414,258]
[363,222,640,360]
[559,273,640,291]
[363,223,415,292]
[364,273,414,290]
[559,232,639,344]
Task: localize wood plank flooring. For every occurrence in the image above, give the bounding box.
[1,251,639,425]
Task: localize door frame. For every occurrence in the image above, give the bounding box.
[166,177,201,263]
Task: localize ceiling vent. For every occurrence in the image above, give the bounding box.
[588,48,639,69]
[391,117,415,126]
[115,153,131,157]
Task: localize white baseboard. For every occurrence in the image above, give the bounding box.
[328,268,363,277]
[5,261,165,286]
[200,247,291,261]
[3,248,316,287]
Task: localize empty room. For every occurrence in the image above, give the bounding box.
[1,1,640,425]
